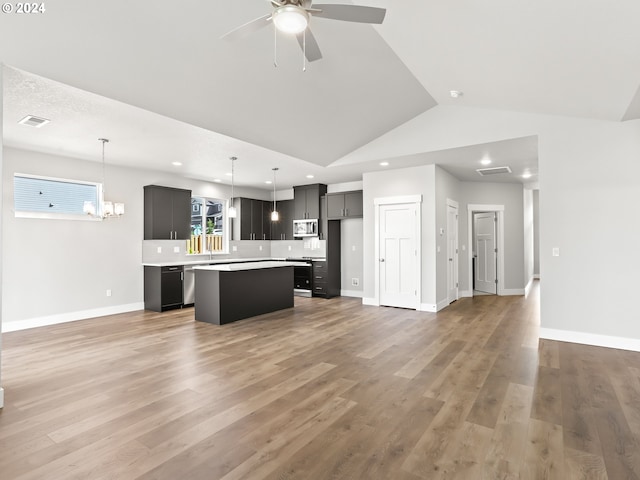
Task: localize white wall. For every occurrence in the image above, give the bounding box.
[362,165,437,307]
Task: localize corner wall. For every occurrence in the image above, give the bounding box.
[362,165,437,307]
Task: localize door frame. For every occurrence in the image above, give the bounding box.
[373,195,422,308]
[446,198,459,303]
[467,204,505,296]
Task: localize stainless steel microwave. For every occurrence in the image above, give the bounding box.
[293,219,318,237]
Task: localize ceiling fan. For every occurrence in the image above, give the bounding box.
[221,0,387,63]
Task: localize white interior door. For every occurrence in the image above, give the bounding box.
[474,212,497,294]
[379,203,418,309]
[447,203,459,303]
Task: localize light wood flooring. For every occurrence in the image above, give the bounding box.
[2,282,640,479]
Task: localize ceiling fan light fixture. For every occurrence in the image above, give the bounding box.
[272,5,309,34]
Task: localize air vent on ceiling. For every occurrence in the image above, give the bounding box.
[476,166,512,176]
[18,115,50,128]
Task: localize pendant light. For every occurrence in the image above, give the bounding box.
[271,168,279,221]
[83,138,124,218]
[228,156,237,218]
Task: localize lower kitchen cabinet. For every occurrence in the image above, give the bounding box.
[144,265,184,312]
[312,220,341,298]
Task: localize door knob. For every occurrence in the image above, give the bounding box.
[380,258,385,262]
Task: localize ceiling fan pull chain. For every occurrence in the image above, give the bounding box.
[274,27,278,68]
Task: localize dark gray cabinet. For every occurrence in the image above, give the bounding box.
[326,191,363,219]
[144,185,191,240]
[237,198,272,240]
[312,220,341,298]
[293,184,327,220]
[144,265,184,312]
[271,199,294,240]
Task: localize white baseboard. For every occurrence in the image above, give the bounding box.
[524,277,535,297]
[499,288,525,296]
[0,387,4,409]
[362,297,378,306]
[540,328,640,352]
[341,290,363,298]
[2,302,145,332]
[459,290,473,298]
[533,274,540,279]
[420,303,437,312]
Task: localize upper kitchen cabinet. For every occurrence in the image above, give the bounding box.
[234,198,272,240]
[294,184,327,220]
[272,199,294,240]
[144,185,191,240]
[326,191,363,219]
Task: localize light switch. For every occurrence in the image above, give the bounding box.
[352,245,356,251]
[437,245,441,253]
[157,247,162,254]
[173,246,180,253]
[232,245,238,252]
[552,247,560,257]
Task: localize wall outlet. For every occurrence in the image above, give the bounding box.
[232,245,238,252]
[106,289,112,297]
[288,245,292,251]
[352,245,356,251]
[157,247,162,254]
[173,246,180,253]
[552,247,560,257]
[351,278,359,286]
[259,245,263,251]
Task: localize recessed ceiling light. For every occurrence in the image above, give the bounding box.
[480,158,491,166]
[171,161,182,166]
[214,179,222,183]
[450,90,463,98]
[380,161,389,166]
[18,115,50,128]
[306,174,314,179]
[225,172,232,176]
[265,180,272,184]
[522,172,532,179]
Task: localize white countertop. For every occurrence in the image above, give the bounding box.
[193,261,310,272]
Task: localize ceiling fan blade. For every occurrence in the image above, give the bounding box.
[221,14,272,41]
[296,28,323,62]
[311,4,386,24]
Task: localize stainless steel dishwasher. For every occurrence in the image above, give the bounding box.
[183,265,195,306]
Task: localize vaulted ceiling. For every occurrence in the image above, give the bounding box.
[2,0,639,188]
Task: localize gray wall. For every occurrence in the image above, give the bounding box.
[341,218,363,296]
[457,181,525,294]
[539,119,640,338]
[362,165,437,306]
[523,188,535,288]
[1,147,263,328]
[533,189,540,276]
[0,70,4,407]
[435,166,461,305]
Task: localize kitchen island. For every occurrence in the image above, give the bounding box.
[193,261,309,325]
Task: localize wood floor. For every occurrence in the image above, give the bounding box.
[2,282,640,479]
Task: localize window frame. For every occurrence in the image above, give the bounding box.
[189,196,229,255]
[13,172,104,221]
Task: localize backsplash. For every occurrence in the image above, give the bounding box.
[142,238,326,264]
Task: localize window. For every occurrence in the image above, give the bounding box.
[14,173,101,220]
[189,197,227,254]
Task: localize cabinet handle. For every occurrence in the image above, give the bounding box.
[181,272,184,281]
